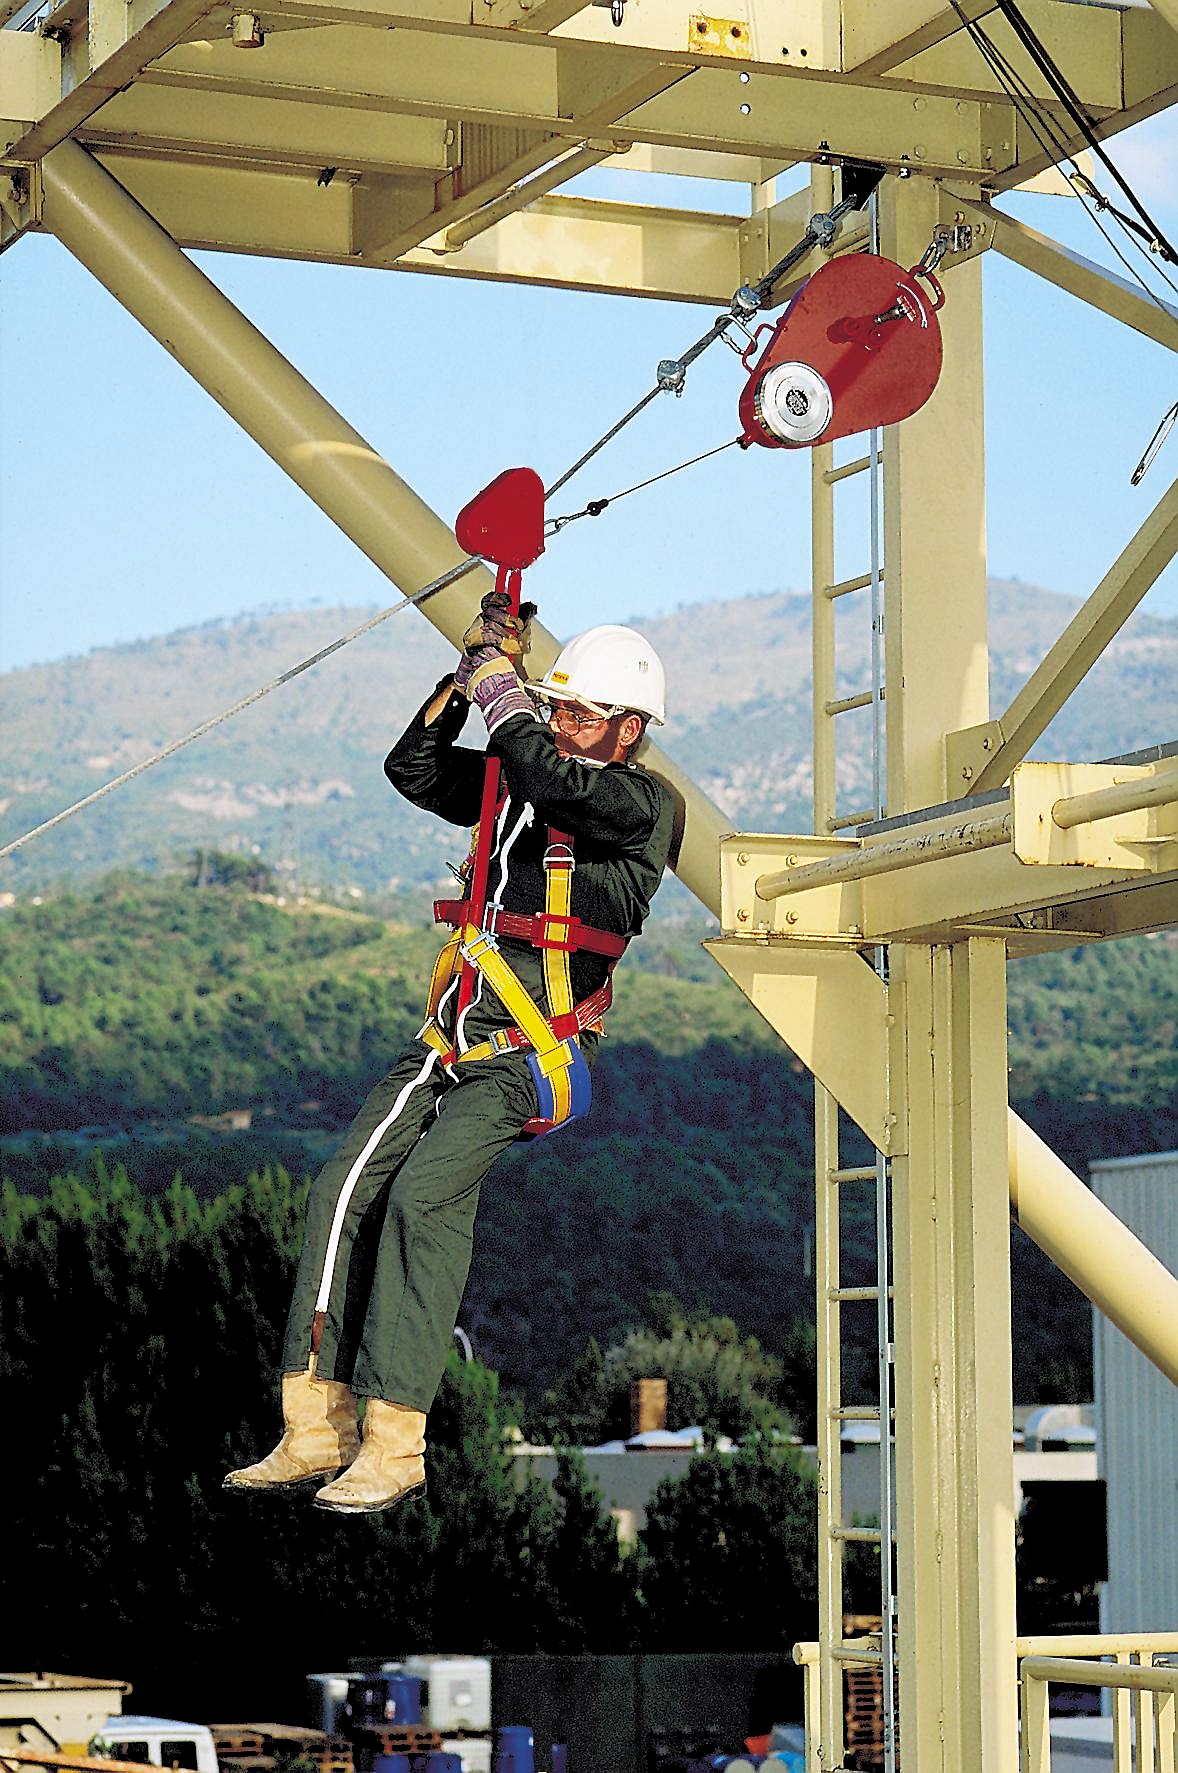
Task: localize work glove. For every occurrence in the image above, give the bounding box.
[454,646,539,736]
[462,591,537,665]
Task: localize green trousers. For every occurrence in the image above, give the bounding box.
[282,1039,540,1411]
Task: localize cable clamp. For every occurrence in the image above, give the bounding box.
[656,358,686,395]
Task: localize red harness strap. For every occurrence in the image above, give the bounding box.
[433,899,627,960]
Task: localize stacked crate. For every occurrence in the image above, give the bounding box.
[211,1723,357,1773]
[840,1617,898,1770]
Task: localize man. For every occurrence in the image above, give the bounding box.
[224,598,673,1514]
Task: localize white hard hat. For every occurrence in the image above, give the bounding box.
[529,625,666,725]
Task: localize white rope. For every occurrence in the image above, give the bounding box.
[0,555,482,864]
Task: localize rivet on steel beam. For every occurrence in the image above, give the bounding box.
[785,910,798,925]
[737,851,749,865]
[737,908,750,922]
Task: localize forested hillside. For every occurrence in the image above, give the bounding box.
[5,871,1176,1405]
[2,581,1174,894]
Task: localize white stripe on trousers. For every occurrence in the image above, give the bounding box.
[312,1044,440,1314]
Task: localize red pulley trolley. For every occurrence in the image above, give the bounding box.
[737,252,945,451]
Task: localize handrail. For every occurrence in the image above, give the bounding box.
[1021,1652,1178,1773]
[1051,764,1178,830]
[792,1635,1178,1773]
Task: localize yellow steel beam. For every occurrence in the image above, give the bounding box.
[52,148,746,297]
[1146,0,1178,34]
[1009,1116,1178,1387]
[39,136,726,909]
[884,0,1127,111]
[68,30,1005,175]
[613,141,791,180]
[714,797,1178,948]
[400,188,743,295]
[950,476,1178,795]
[881,176,989,815]
[889,937,1019,1771]
[613,62,1006,174]
[4,0,219,162]
[946,193,1178,355]
[0,33,61,140]
[359,61,689,258]
[485,0,594,35]
[80,84,460,176]
[840,0,999,77]
[703,938,892,1150]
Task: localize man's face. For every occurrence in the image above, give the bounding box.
[546,702,642,765]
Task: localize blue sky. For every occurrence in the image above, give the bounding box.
[1,110,1176,674]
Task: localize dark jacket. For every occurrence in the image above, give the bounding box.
[385,683,674,1034]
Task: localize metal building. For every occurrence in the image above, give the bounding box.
[1092,1150,1178,1638]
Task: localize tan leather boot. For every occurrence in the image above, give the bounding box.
[223,1368,360,1493]
[312,1399,427,1514]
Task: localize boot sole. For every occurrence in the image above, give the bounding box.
[312,1480,428,1516]
[222,1468,346,1495]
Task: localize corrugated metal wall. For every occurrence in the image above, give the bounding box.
[1091,1151,1178,1635]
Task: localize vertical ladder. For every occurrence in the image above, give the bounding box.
[809,177,897,1773]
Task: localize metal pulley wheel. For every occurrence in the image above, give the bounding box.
[753,361,834,446]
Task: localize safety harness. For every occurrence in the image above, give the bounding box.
[419,825,626,1139]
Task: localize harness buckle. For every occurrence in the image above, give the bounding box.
[543,842,575,872]
[460,929,500,965]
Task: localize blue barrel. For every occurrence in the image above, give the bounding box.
[420,1756,461,1773]
[384,1675,423,1727]
[373,1756,410,1773]
[550,1745,568,1773]
[493,1725,535,1773]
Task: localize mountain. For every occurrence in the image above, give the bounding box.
[2,580,1174,897]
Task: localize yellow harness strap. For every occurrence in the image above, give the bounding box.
[540,836,575,1022]
[417,828,584,1131]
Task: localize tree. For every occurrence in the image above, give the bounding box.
[535,1292,793,1445]
[544,1450,638,1652]
[637,1437,818,1651]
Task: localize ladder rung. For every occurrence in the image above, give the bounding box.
[823,568,883,599]
[826,807,875,832]
[828,1285,892,1303]
[823,455,872,486]
[829,1165,878,1183]
[831,1524,884,1544]
[831,1643,884,1666]
[825,688,882,716]
[832,1406,882,1422]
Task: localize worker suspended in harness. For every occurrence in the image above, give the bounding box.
[223,605,673,1515]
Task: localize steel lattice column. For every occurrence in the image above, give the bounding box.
[889,938,1019,1772]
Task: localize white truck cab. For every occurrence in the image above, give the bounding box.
[95,1717,218,1773]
